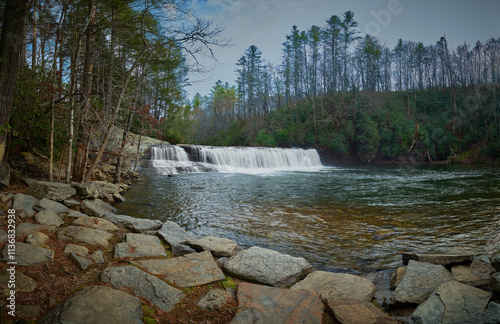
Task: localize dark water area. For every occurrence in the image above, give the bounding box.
[117,164,500,273]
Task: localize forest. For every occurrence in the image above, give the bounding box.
[0,1,499,189]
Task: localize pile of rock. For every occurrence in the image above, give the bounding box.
[0,179,499,323]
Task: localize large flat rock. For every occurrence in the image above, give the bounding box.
[16,223,55,237]
[389,260,454,306]
[35,198,69,214]
[114,233,167,259]
[327,298,398,324]
[132,251,225,287]
[73,217,119,232]
[291,271,376,302]
[411,280,492,324]
[224,246,313,287]
[57,226,113,248]
[35,210,64,226]
[101,266,184,312]
[184,235,243,257]
[81,198,117,217]
[1,242,54,266]
[103,213,162,232]
[402,253,473,266]
[0,269,37,292]
[27,180,76,201]
[230,282,324,324]
[38,285,143,324]
[158,220,198,246]
[13,194,39,217]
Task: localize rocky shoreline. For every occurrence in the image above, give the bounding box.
[0,179,499,323]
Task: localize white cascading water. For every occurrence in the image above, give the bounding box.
[150,145,323,175]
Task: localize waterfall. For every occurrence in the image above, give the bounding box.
[150,145,323,175]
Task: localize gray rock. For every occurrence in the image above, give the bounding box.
[223,246,313,288]
[35,198,69,214]
[411,280,492,324]
[492,272,500,296]
[390,267,407,290]
[101,266,184,312]
[327,298,398,324]
[15,223,55,237]
[91,250,105,264]
[67,209,88,219]
[69,252,92,271]
[63,199,81,208]
[81,198,117,217]
[451,260,496,287]
[13,193,39,217]
[0,269,37,292]
[462,302,500,324]
[157,220,197,246]
[291,271,376,302]
[26,231,50,246]
[72,182,100,199]
[231,282,324,324]
[35,210,64,226]
[38,285,143,324]
[64,244,89,257]
[114,233,167,259]
[1,242,54,266]
[491,251,500,271]
[27,180,76,201]
[112,193,126,202]
[0,162,10,187]
[198,289,233,311]
[389,260,455,305]
[72,216,119,232]
[171,244,196,256]
[0,229,8,244]
[57,226,113,248]
[132,251,225,287]
[103,213,162,232]
[184,235,243,257]
[402,253,473,266]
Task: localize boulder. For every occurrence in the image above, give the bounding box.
[402,252,473,266]
[291,271,376,302]
[389,260,454,305]
[57,226,113,248]
[114,233,167,259]
[64,244,89,257]
[490,251,500,271]
[15,223,55,237]
[72,216,119,232]
[103,213,162,232]
[327,298,398,324]
[0,162,10,187]
[0,269,37,292]
[411,280,492,324]
[35,210,64,226]
[81,198,117,217]
[231,282,324,324]
[132,251,225,287]
[38,285,143,324]
[69,252,92,271]
[492,272,500,296]
[12,193,39,217]
[35,198,69,214]
[26,231,50,246]
[101,266,184,312]
[451,260,496,287]
[27,180,76,201]
[157,221,198,247]
[71,182,100,199]
[198,289,233,311]
[223,246,313,288]
[184,235,243,257]
[1,242,54,266]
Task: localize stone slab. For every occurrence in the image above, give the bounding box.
[35,210,64,226]
[12,194,39,217]
[81,198,117,217]
[57,226,113,248]
[402,253,473,266]
[27,180,76,201]
[327,298,398,324]
[114,233,167,259]
[73,216,119,232]
[36,198,69,214]
[103,213,162,232]
[1,242,54,266]
[15,223,55,237]
[184,235,243,257]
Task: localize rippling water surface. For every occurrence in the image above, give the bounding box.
[118,165,500,273]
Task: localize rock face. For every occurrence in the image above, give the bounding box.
[101,266,184,312]
[327,298,398,324]
[231,282,324,324]
[114,233,167,259]
[411,280,492,324]
[198,289,233,311]
[13,193,39,217]
[73,217,119,232]
[71,182,100,199]
[35,210,64,226]
[223,246,313,288]
[57,226,113,248]
[291,271,376,302]
[132,251,225,287]
[451,260,496,287]
[81,198,117,217]
[389,260,454,305]
[27,180,76,201]
[38,285,143,324]
[36,198,69,214]
[184,235,243,257]
[103,213,162,232]
[1,242,54,266]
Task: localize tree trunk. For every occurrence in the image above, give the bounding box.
[114,109,134,183]
[0,0,29,163]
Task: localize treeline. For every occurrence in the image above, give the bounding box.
[188,11,500,163]
[0,0,224,183]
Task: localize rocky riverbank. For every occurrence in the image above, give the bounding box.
[0,179,499,323]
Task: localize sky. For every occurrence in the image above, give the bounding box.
[185,0,500,99]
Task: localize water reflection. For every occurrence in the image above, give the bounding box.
[118,165,500,273]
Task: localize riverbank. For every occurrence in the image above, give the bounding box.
[0,177,499,323]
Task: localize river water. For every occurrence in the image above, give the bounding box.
[118,154,500,273]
